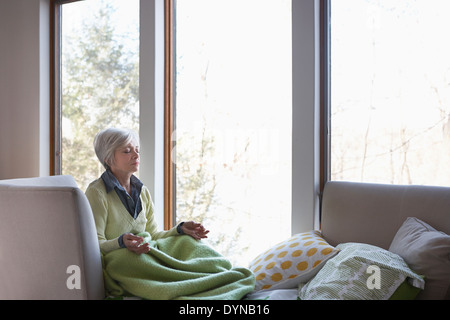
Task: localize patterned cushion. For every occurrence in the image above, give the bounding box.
[298,242,425,300]
[248,230,339,291]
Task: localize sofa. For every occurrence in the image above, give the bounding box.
[246,181,450,300]
[0,176,448,299]
[320,181,450,300]
[0,175,104,299]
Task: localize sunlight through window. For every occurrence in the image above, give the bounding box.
[330,0,450,187]
[174,0,292,266]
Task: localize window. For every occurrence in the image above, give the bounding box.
[174,0,292,265]
[329,0,450,187]
[53,0,139,191]
[51,1,317,265]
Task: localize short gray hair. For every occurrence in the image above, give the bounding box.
[93,128,140,170]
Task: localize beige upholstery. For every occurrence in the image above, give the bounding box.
[0,175,104,299]
[2,176,448,299]
[321,181,450,249]
[321,181,450,300]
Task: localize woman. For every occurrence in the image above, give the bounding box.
[86,128,254,300]
[85,127,208,255]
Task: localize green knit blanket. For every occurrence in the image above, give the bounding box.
[102,233,255,300]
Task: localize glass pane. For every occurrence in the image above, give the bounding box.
[61,0,139,191]
[330,0,450,186]
[175,0,292,266]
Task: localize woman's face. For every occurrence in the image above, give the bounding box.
[110,141,140,175]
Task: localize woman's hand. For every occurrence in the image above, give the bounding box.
[122,233,150,254]
[181,221,209,240]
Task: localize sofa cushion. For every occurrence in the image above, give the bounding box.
[248,230,339,291]
[389,217,450,300]
[298,242,424,300]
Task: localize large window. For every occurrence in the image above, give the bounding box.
[55,0,139,190]
[330,0,450,187]
[174,0,292,265]
[53,0,305,267]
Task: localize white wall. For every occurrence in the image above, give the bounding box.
[0,0,50,180]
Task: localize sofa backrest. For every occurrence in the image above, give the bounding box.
[321,181,450,300]
[321,181,450,249]
[0,175,78,188]
[0,175,104,299]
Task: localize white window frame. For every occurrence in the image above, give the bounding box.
[140,0,322,233]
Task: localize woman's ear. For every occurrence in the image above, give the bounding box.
[104,158,112,170]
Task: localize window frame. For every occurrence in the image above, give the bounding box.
[50,0,326,232]
[319,0,330,218]
[50,0,67,176]
[50,0,171,225]
[163,0,175,230]
[324,0,450,187]
[50,0,85,176]
[164,0,330,233]
[168,0,327,232]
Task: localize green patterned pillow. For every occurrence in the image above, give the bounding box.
[298,242,424,300]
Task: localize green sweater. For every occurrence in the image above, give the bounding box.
[85,177,179,254]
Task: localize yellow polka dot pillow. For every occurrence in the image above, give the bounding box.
[249,230,339,291]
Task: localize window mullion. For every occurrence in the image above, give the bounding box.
[164,0,175,230]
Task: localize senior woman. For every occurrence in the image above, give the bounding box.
[86,127,208,255]
[85,128,254,300]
